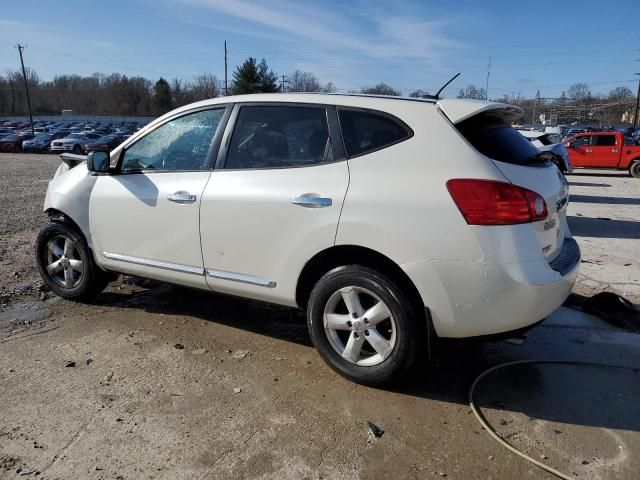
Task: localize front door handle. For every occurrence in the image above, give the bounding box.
[612,148,619,153]
[291,195,332,208]
[585,148,592,153]
[168,191,197,204]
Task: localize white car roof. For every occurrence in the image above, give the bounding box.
[140,93,522,134]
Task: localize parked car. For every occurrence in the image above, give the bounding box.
[22,133,53,153]
[85,135,128,153]
[50,132,101,154]
[22,132,67,153]
[37,94,579,385]
[564,131,640,177]
[518,130,572,173]
[0,133,34,152]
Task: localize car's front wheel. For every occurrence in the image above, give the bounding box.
[307,265,424,386]
[36,221,111,300]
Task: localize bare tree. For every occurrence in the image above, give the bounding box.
[192,73,220,100]
[456,85,486,100]
[322,81,337,93]
[409,89,431,98]
[361,82,400,96]
[608,86,633,102]
[567,83,590,101]
[289,70,322,92]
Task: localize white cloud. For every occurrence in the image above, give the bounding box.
[177,0,461,62]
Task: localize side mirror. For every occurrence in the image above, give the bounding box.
[564,142,572,148]
[87,151,110,173]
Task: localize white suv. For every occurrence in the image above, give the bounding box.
[37,93,579,385]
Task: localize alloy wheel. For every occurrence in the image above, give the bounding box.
[45,234,84,289]
[323,286,397,366]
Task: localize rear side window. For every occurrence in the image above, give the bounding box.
[592,135,616,146]
[225,106,330,169]
[456,114,542,165]
[338,109,412,158]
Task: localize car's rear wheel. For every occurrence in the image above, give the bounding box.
[629,160,640,178]
[36,221,111,300]
[307,265,423,386]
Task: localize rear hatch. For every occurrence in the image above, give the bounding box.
[438,99,570,262]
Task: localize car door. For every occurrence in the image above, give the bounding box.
[199,103,349,306]
[90,107,229,289]
[565,134,591,167]
[589,133,619,167]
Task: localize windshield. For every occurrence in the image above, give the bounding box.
[66,133,83,139]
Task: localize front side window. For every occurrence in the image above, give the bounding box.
[225,106,330,169]
[570,135,590,147]
[592,135,616,147]
[121,108,225,172]
[338,109,412,158]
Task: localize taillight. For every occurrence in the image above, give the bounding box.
[446,179,547,225]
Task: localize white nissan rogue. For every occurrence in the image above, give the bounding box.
[37,93,579,385]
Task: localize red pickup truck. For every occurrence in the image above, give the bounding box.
[564,131,640,177]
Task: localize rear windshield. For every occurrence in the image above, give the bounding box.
[457,113,544,165]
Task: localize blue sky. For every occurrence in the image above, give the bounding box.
[0,0,638,98]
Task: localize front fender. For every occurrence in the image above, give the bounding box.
[44,162,97,248]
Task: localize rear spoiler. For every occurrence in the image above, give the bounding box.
[60,152,87,169]
[437,99,522,124]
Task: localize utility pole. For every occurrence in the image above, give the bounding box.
[633,73,640,128]
[485,56,491,101]
[16,44,34,134]
[280,75,289,93]
[224,40,228,96]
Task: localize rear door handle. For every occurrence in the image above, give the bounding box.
[168,191,197,204]
[585,148,592,153]
[291,195,332,208]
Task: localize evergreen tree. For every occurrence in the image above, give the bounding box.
[153,77,172,114]
[232,57,278,94]
[232,58,260,94]
[257,59,278,93]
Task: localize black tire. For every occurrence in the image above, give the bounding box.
[629,160,640,178]
[36,221,111,301]
[307,265,423,386]
[72,144,82,154]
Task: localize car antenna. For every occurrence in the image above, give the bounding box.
[434,73,461,99]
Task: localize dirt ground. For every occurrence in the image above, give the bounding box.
[1,153,639,480]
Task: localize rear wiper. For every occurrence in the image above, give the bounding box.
[523,151,553,165]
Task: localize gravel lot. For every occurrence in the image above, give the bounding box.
[1,153,639,479]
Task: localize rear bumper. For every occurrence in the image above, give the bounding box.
[402,237,580,338]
